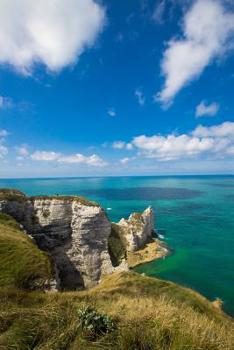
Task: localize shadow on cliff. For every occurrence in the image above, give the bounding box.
[32,222,85,291]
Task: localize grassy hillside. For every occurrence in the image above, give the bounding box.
[0,214,233,350]
[0,271,233,350]
[0,213,53,289]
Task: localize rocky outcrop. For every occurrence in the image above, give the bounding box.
[0,190,160,290]
[116,207,155,252]
[0,191,113,289]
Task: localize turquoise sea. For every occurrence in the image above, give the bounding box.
[0,176,234,316]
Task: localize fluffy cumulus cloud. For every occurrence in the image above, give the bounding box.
[16,145,29,157]
[31,151,61,161]
[156,0,234,104]
[58,153,107,166]
[112,141,126,149]
[120,157,131,164]
[0,0,105,74]
[112,141,133,150]
[31,150,106,167]
[131,121,234,160]
[196,101,219,117]
[192,121,234,138]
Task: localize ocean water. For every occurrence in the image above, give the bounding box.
[0,175,234,316]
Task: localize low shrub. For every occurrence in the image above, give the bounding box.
[77,305,116,340]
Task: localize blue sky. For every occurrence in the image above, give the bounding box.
[0,0,234,178]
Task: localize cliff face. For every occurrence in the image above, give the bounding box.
[0,190,157,290]
[0,192,113,289]
[117,207,155,252]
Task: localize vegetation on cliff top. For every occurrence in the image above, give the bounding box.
[0,213,53,289]
[0,188,99,207]
[30,195,99,207]
[0,189,26,202]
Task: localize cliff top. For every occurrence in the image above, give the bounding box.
[0,188,26,201]
[0,188,99,207]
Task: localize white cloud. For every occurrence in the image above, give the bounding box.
[0,96,13,109]
[0,145,8,158]
[0,129,9,137]
[31,150,106,166]
[120,157,130,164]
[126,143,133,150]
[135,89,145,106]
[16,145,29,157]
[152,0,166,24]
[107,108,116,117]
[112,141,133,150]
[31,151,61,161]
[0,130,8,158]
[195,101,219,117]
[120,156,135,164]
[112,141,126,149]
[132,121,234,161]
[59,153,106,166]
[156,0,234,104]
[192,121,234,138]
[0,0,105,74]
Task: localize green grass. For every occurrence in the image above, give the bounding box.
[108,223,127,266]
[0,188,99,207]
[0,213,233,350]
[0,272,233,350]
[0,214,53,289]
[30,195,99,207]
[0,189,26,202]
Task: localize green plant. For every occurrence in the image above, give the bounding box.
[108,223,127,266]
[0,215,53,289]
[77,305,116,339]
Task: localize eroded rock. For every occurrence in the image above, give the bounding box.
[0,189,161,291]
[117,207,155,252]
[0,191,113,289]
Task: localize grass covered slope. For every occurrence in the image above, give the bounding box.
[0,213,52,289]
[0,272,233,350]
[0,211,233,349]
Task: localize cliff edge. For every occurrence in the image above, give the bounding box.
[0,189,167,290]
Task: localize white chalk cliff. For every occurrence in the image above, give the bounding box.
[117,207,155,252]
[0,189,156,290]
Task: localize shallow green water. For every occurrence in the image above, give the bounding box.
[0,176,233,316]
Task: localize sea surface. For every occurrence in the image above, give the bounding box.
[0,175,234,316]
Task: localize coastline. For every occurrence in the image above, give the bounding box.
[127,238,170,268]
